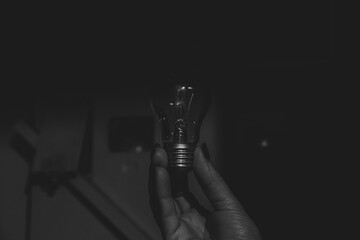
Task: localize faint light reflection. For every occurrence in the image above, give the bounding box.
[261,139,268,148]
[135,145,143,153]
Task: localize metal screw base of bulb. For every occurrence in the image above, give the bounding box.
[164,142,195,172]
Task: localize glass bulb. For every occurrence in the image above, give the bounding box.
[151,78,211,173]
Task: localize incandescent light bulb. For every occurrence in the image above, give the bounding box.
[151,77,211,194]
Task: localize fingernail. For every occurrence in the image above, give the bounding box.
[200,143,211,160]
[151,143,161,165]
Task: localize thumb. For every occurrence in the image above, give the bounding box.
[193,143,243,211]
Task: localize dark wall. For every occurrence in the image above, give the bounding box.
[217,63,337,239]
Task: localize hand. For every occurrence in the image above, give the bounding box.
[148,143,262,240]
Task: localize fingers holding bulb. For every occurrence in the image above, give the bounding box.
[149,145,180,232]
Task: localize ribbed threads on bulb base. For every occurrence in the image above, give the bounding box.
[164,143,195,172]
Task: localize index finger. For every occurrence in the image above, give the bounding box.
[149,146,180,233]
